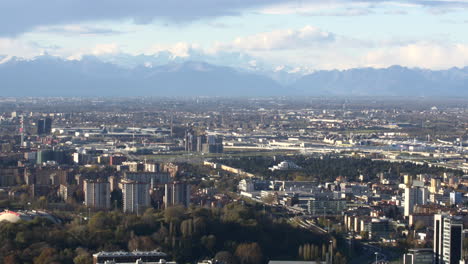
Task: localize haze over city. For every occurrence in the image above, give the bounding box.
[1,1,468,96]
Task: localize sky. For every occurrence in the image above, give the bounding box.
[2,0,468,70]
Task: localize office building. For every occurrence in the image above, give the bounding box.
[449,192,462,206]
[37,118,52,135]
[307,198,346,217]
[83,179,111,209]
[434,214,463,264]
[368,217,392,240]
[122,180,151,214]
[403,248,434,264]
[164,182,191,208]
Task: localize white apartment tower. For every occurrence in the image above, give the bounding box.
[122,180,151,214]
[404,186,428,217]
[83,179,111,209]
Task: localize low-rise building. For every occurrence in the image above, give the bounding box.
[403,248,434,264]
[307,198,346,216]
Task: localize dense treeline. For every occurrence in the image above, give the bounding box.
[0,202,330,264]
[215,155,462,181]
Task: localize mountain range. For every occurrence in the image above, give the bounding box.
[0,54,467,97]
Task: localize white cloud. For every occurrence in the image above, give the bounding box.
[66,43,121,60]
[35,25,122,36]
[145,42,201,58]
[1,0,468,36]
[138,27,468,71]
[91,43,120,55]
[362,42,468,69]
[217,25,335,51]
[259,1,375,16]
[4,25,468,72]
[0,38,42,59]
[260,0,468,16]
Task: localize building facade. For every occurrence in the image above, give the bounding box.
[164,182,191,208]
[403,248,434,264]
[434,214,463,264]
[122,180,151,214]
[84,179,111,209]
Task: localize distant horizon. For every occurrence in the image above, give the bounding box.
[1,56,468,97]
[2,1,468,72]
[1,1,468,97]
[3,53,468,73]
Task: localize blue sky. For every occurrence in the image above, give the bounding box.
[1,0,468,70]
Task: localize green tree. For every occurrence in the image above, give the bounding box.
[215,251,238,264]
[201,234,217,254]
[180,219,193,237]
[164,205,185,223]
[235,243,263,264]
[33,248,58,264]
[4,254,21,264]
[261,194,276,204]
[73,254,92,264]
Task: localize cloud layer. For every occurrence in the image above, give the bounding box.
[0,0,283,36]
[218,26,335,51]
[1,0,468,36]
[2,19,468,72]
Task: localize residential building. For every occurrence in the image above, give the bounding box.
[164,182,190,208]
[122,180,151,214]
[405,186,428,217]
[84,179,111,209]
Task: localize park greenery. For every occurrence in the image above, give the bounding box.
[0,202,343,264]
[214,155,462,181]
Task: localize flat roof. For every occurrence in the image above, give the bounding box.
[93,250,167,258]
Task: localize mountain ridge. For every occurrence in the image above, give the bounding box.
[0,55,467,97]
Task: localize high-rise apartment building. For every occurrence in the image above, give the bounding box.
[405,186,428,217]
[83,179,111,209]
[124,172,170,189]
[122,180,151,214]
[164,182,191,208]
[184,130,223,153]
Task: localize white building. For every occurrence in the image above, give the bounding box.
[84,179,111,209]
[404,186,428,217]
[238,179,255,192]
[269,161,302,171]
[122,180,151,214]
